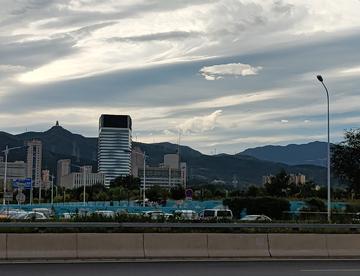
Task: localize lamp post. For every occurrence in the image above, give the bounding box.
[50,174,55,205]
[2,145,25,206]
[316,75,331,223]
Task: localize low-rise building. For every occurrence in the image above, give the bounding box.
[61,172,105,189]
[0,161,27,182]
[138,167,182,190]
[289,173,306,185]
[262,173,306,185]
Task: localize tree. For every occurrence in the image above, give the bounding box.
[170,185,185,200]
[110,176,140,190]
[298,181,317,198]
[110,176,140,202]
[224,197,290,220]
[146,185,168,202]
[332,129,360,195]
[264,169,290,197]
[246,185,264,197]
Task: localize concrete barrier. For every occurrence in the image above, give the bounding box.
[144,233,208,258]
[208,234,270,257]
[4,233,360,260]
[268,234,328,257]
[77,233,144,258]
[7,233,77,259]
[0,234,6,259]
[327,234,360,257]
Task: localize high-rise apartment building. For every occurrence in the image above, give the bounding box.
[131,146,144,178]
[26,139,42,188]
[57,159,71,186]
[98,114,132,186]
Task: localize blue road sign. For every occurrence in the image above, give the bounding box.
[12,178,32,190]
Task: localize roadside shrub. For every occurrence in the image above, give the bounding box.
[224,197,290,220]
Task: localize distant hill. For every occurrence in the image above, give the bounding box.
[0,124,333,187]
[239,141,328,167]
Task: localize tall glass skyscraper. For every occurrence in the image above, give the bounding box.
[98,114,132,186]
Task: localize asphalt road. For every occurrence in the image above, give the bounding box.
[1,260,360,276]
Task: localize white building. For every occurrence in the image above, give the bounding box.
[61,172,105,189]
[289,174,306,185]
[262,173,306,185]
[138,153,187,190]
[98,114,132,186]
[138,167,182,190]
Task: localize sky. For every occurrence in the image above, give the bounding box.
[1,0,360,154]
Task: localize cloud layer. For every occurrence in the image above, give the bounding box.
[1,0,360,154]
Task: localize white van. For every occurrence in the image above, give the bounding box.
[199,209,233,220]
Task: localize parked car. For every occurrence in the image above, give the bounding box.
[240,215,272,222]
[199,209,233,220]
[15,211,48,221]
[173,210,198,220]
[352,212,360,223]
[0,209,27,219]
[76,209,93,217]
[142,211,173,220]
[94,210,115,218]
[61,212,76,220]
[32,208,54,218]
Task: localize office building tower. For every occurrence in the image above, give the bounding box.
[26,139,42,188]
[98,114,132,186]
[57,159,71,186]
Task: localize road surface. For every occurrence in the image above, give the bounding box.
[1,260,360,275]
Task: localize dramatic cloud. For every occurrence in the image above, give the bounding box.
[200,63,263,80]
[178,110,223,134]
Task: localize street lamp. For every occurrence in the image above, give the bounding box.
[2,145,26,206]
[70,164,86,206]
[49,174,55,205]
[316,75,331,223]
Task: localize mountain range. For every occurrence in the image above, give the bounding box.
[240,141,328,167]
[0,124,333,187]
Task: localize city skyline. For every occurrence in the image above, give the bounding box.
[1,1,360,154]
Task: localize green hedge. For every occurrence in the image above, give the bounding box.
[224,197,290,220]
